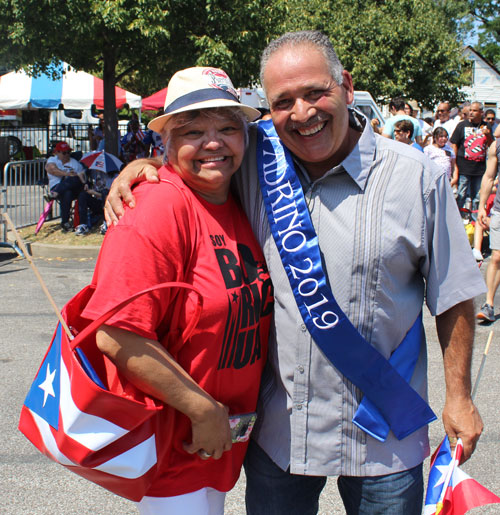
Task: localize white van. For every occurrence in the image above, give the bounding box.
[238,87,385,124]
[351,91,385,124]
[49,108,100,127]
[48,109,100,154]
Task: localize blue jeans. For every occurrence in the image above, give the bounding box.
[51,176,84,224]
[244,440,423,515]
[456,174,483,212]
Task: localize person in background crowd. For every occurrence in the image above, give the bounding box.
[450,101,493,214]
[424,116,435,128]
[393,119,423,151]
[45,141,86,232]
[121,119,148,163]
[459,102,471,121]
[89,115,105,150]
[382,96,423,145]
[144,129,165,157]
[105,30,485,515]
[405,101,432,146]
[424,127,457,185]
[74,170,116,236]
[433,101,459,138]
[484,109,498,133]
[476,134,500,322]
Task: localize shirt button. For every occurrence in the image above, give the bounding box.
[297,365,304,374]
[296,403,303,410]
[300,324,307,331]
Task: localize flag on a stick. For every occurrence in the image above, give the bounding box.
[424,436,500,515]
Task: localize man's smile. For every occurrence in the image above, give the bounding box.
[296,120,327,137]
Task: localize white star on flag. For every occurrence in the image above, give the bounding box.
[433,463,452,488]
[38,363,56,407]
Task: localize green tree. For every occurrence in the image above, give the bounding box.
[281,0,470,107]
[0,0,283,153]
[2,0,176,153]
[465,0,500,67]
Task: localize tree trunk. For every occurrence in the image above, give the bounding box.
[102,49,119,157]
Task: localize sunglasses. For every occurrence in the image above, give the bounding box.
[436,110,448,113]
[59,151,71,155]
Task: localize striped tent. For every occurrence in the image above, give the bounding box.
[0,62,141,110]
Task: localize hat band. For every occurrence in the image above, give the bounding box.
[165,88,239,114]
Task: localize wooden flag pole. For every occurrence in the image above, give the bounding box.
[471,330,494,400]
[2,212,73,340]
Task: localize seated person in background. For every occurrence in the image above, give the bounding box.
[45,141,86,232]
[393,119,423,151]
[75,170,116,236]
[424,127,457,186]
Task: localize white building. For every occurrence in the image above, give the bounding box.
[461,46,500,113]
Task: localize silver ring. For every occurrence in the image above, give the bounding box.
[199,450,213,458]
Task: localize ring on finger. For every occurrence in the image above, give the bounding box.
[199,450,213,459]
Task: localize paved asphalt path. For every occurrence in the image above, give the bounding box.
[1,248,499,514]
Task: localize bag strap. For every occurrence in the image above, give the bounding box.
[70,281,203,350]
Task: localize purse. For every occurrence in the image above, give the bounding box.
[18,281,203,501]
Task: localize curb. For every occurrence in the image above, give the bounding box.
[6,230,101,259]
[28,242,101,259]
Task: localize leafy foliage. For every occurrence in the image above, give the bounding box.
[0,0,492,134]
[281,0,470,107]
[465,0,500,67]
[0,0,283,153]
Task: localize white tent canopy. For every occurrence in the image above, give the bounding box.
[0,62,141,110]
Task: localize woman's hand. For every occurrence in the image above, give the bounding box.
[183,400,232,460]
[97,326,233,462]
[104,157,162,225]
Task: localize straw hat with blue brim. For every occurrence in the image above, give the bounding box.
[148,67,261,133]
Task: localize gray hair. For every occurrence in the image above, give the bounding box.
[161,107,249,164]
[471,101,484,111]
[260,31,344,88]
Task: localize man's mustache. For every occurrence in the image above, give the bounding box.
[289,114,328,131]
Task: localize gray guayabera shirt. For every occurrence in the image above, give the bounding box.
[233,110,485,477]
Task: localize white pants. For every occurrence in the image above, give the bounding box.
[136,487,226,515]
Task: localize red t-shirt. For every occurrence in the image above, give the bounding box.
[82,165,273,496]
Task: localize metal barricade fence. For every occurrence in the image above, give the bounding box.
[1,159,60,255]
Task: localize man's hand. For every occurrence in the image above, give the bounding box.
[436,300,483,464]
[477,206,490,230]
[442,394,483,463]
[104,157,162,225]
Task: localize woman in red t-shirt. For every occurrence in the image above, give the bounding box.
[83,67,273,514]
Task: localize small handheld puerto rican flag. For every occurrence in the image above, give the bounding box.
[424,436,500,515]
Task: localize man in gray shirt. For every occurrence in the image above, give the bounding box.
[106,31,484,515]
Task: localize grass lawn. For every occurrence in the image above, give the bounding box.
[18,220,105,246]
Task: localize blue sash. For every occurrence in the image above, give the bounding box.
[255,120,436,441]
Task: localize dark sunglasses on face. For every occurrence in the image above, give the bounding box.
[60,151,70,155]
[437,110,448,113]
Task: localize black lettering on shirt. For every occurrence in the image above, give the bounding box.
[215,243,273,370]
